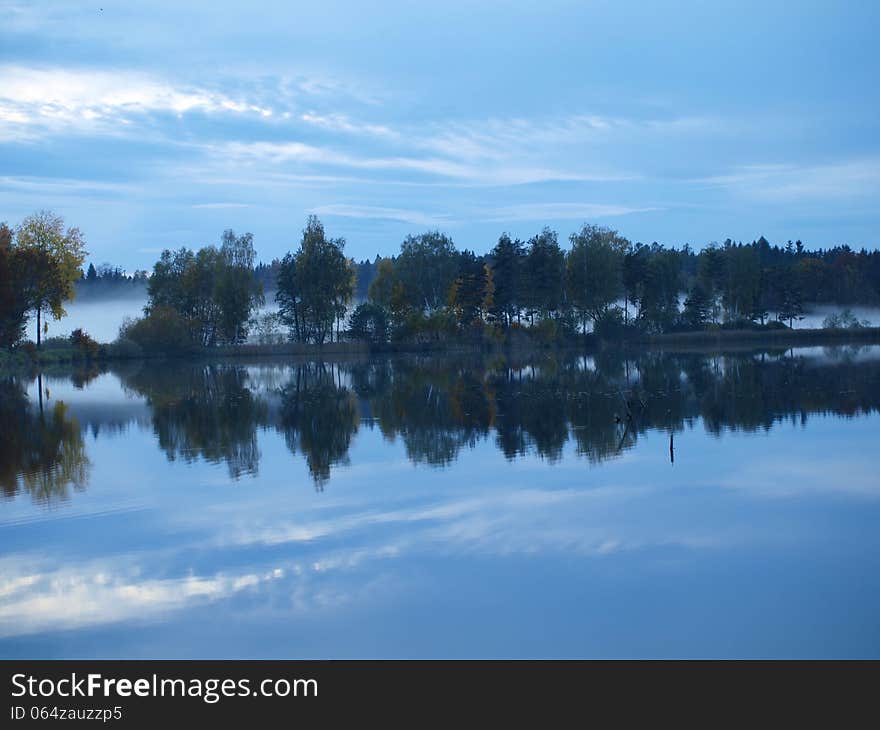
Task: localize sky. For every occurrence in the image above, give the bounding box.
[1,0,878,269]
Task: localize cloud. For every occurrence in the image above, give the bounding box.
[309,204,451,227]
[699,158,880,202]
[481,202,660,222]
[191,202,251,209]
[213,140,615,186]
[0,175,135,196]
[300,112,397,138]
[0,66,274,139]
[718,457,880,497]
[0,559,289,637]
[414,114,713,166]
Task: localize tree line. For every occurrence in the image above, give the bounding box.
[3,210,880,354]
[76,262,149,301]
[350,228,880,345]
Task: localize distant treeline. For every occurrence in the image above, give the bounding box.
[75,262,149,299]
[3,211,880,354]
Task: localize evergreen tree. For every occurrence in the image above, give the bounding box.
[488,233,525,327]
[523,228,565,322]
[683,282,712,328]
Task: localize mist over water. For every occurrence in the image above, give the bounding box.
[798,304,878,329]
[45,296,148,343]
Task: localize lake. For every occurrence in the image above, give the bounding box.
[1,346,879,658]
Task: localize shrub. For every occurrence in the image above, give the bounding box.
[70,328,100,358]
[482,321,507,346]
[532,317,558,345]
[104,338,143,359]
[19,341,38,359]
[593,308,626,339]
[347,303,389,346]
[118,306,191,353]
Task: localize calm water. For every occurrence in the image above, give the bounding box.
[1,347,879,658]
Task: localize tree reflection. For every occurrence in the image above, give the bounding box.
[122,363,267,478]
[278,362,358,489]
[368,358,493,466]
[0,378,89,504]
[6,346,880,498]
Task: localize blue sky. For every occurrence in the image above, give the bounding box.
[1,0,878,268]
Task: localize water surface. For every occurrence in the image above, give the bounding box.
[2,347,879,657]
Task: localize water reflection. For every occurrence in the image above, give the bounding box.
[278,362,359,489]
[123,365,267,479]
[2,347,880,657]
[3,346,880,497]
[0,378,89,504]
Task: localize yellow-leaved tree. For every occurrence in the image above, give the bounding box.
[14,210,87,347]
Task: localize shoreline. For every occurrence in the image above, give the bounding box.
[2,326,880,373]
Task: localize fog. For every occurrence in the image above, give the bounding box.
[43,295,288,344]
[43,297,148,343]
[798,304,878,329]
[32,298,880,345]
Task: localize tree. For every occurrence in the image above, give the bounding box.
[565,224,627,330]
[148,247,221,346]
[721,243,761,322]
[85,262,97,281]
[275,252,302,341]
[276,216,353,344]
[622,243,649,324]
[347,302,389,345]
[368,258,401,309]
[216,230,264,344]
[488,233,525,326]
[448,250,492,328]
[394,231,459,312]
[0,223,29,348]
[14,210,87,347]
[682,281,712,328]
[639,246,681,332]
[778,283,805,328]
[696,244,726,323]
[146,230,262,347]
[523,228,565,322]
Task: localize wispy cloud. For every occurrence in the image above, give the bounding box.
[309,204,451,227]
[414,114,716,164]
[481,202,660,222]
[699,158,880,202]
[0,175,135,196]
[300,112,397,138]
[191,202,251,209]
[213,140,618,186]
[0,66,274,139]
